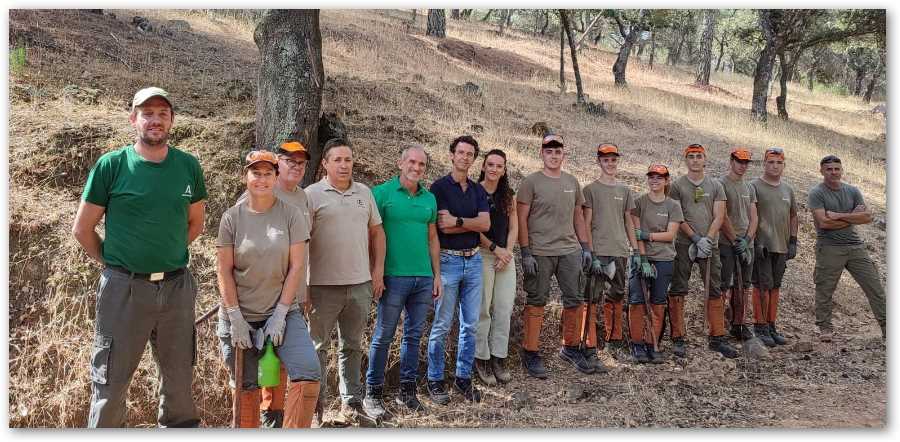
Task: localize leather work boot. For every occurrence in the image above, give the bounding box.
[671,337,687,358]
[646,344,664,364]
[396,381,426,413]
[559,346,595,374]
[362,384,386,420]
[426,380,450,405]
[260,410,283,429]
[582,347,608,373]
[769,322,788,345]
[730,324,754,341]
[754,324,776,347]
[630,342,650,364]
[521,349,548,379]
[453,377,482,403]
[708,335,739,358]
[491,356,512,383]
[818,327,833,343]
[339,400,365,423]
[475,358,497,386]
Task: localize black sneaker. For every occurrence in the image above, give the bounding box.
[362,384,386,420]
[559,346,595,374]
[453,377,482,403]
[395,381,426,413]
[672,337,688,358]
[521,349,548,379]
[754,324,776,347]
[582,347,608,373]
[631,342,650,363]
[260,410,283,428]
[730,324,754,341]
[769,323,788,345]
[708,336,739,359]
[426,380,450,405]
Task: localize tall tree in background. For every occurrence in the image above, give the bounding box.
[611,9,651,87]
[695,9,718,86]
[427,9,446,38]
[558,12,566,95]
[750,9,883,121]
[559,9,585,104]
[254,9,324,186]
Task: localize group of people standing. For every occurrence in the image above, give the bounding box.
[72,87,886,428]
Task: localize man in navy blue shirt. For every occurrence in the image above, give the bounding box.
[427,135,491,405]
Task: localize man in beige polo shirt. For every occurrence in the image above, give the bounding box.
[305,138,386,425]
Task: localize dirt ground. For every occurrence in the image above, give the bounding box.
[7,9,887,428]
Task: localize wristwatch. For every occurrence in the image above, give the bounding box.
[489,242,497,252]
[456,216,464,227]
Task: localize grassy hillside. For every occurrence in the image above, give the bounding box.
[8,9,886,428]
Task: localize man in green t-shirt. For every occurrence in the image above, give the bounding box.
[808,155,885,342]
[582,143,638,362]
[668,144,738,359]
[718,148,758,342]
[72,87,207,427]
[363,145,441,418]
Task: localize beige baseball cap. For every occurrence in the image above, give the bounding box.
[132,87,173,110]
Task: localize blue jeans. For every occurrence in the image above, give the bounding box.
[427,252,483,381]
[628,260,674,305]
[365,276,434,386]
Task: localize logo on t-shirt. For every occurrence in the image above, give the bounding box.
[267,226,285,241]
[357,199,366,208]
[657,212,668,217]
[614,196,624,201]
[182,184,193,198]
[564,189,574,193]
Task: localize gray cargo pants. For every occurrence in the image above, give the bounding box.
[87,267,199,428]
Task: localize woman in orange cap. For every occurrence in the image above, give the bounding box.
[627,164,684,363]
[216,150,321,428]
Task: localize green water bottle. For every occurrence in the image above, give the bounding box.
[258,338,281,388]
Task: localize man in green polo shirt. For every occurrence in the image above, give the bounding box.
[363,145,441,419]
[72,87,207,427]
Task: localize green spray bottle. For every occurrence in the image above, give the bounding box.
[258,337,281,387]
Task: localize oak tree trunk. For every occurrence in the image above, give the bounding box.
[559,17,566,95]
[450,9,460,20]
[560,10,585,104]
[254,9,324,187]
[750,11,778,121]
[540,11,550,36]
[695,9,717,85]
[648,31,657,69]
[427,9,446,38]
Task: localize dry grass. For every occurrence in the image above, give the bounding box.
[8,9,886,428]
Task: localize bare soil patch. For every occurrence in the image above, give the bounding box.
[437,37,554,81]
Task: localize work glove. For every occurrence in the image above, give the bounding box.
[688,243,698,262]
[599,257,617,280]
[634,228,651,242]
[263,302,290,346]
[580,242,593,273]
[640,256,657,280]
[732,236,749,256]
[591,256,603,276]
[629,252,643,276]
[520,246,538,277]
[225,305,253,350]
[696,236,714,257]
[787,236,798,260]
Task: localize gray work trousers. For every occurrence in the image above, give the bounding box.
[87,267,199,428]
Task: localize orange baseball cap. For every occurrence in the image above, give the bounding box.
[731,147,752,161]
[541,134,564,148]
[277,140,310,159]
[765,146,785,160]
[596,143,620,156]
[683,143,705,157]
[244,150,279,170]
[647,164,670,176]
